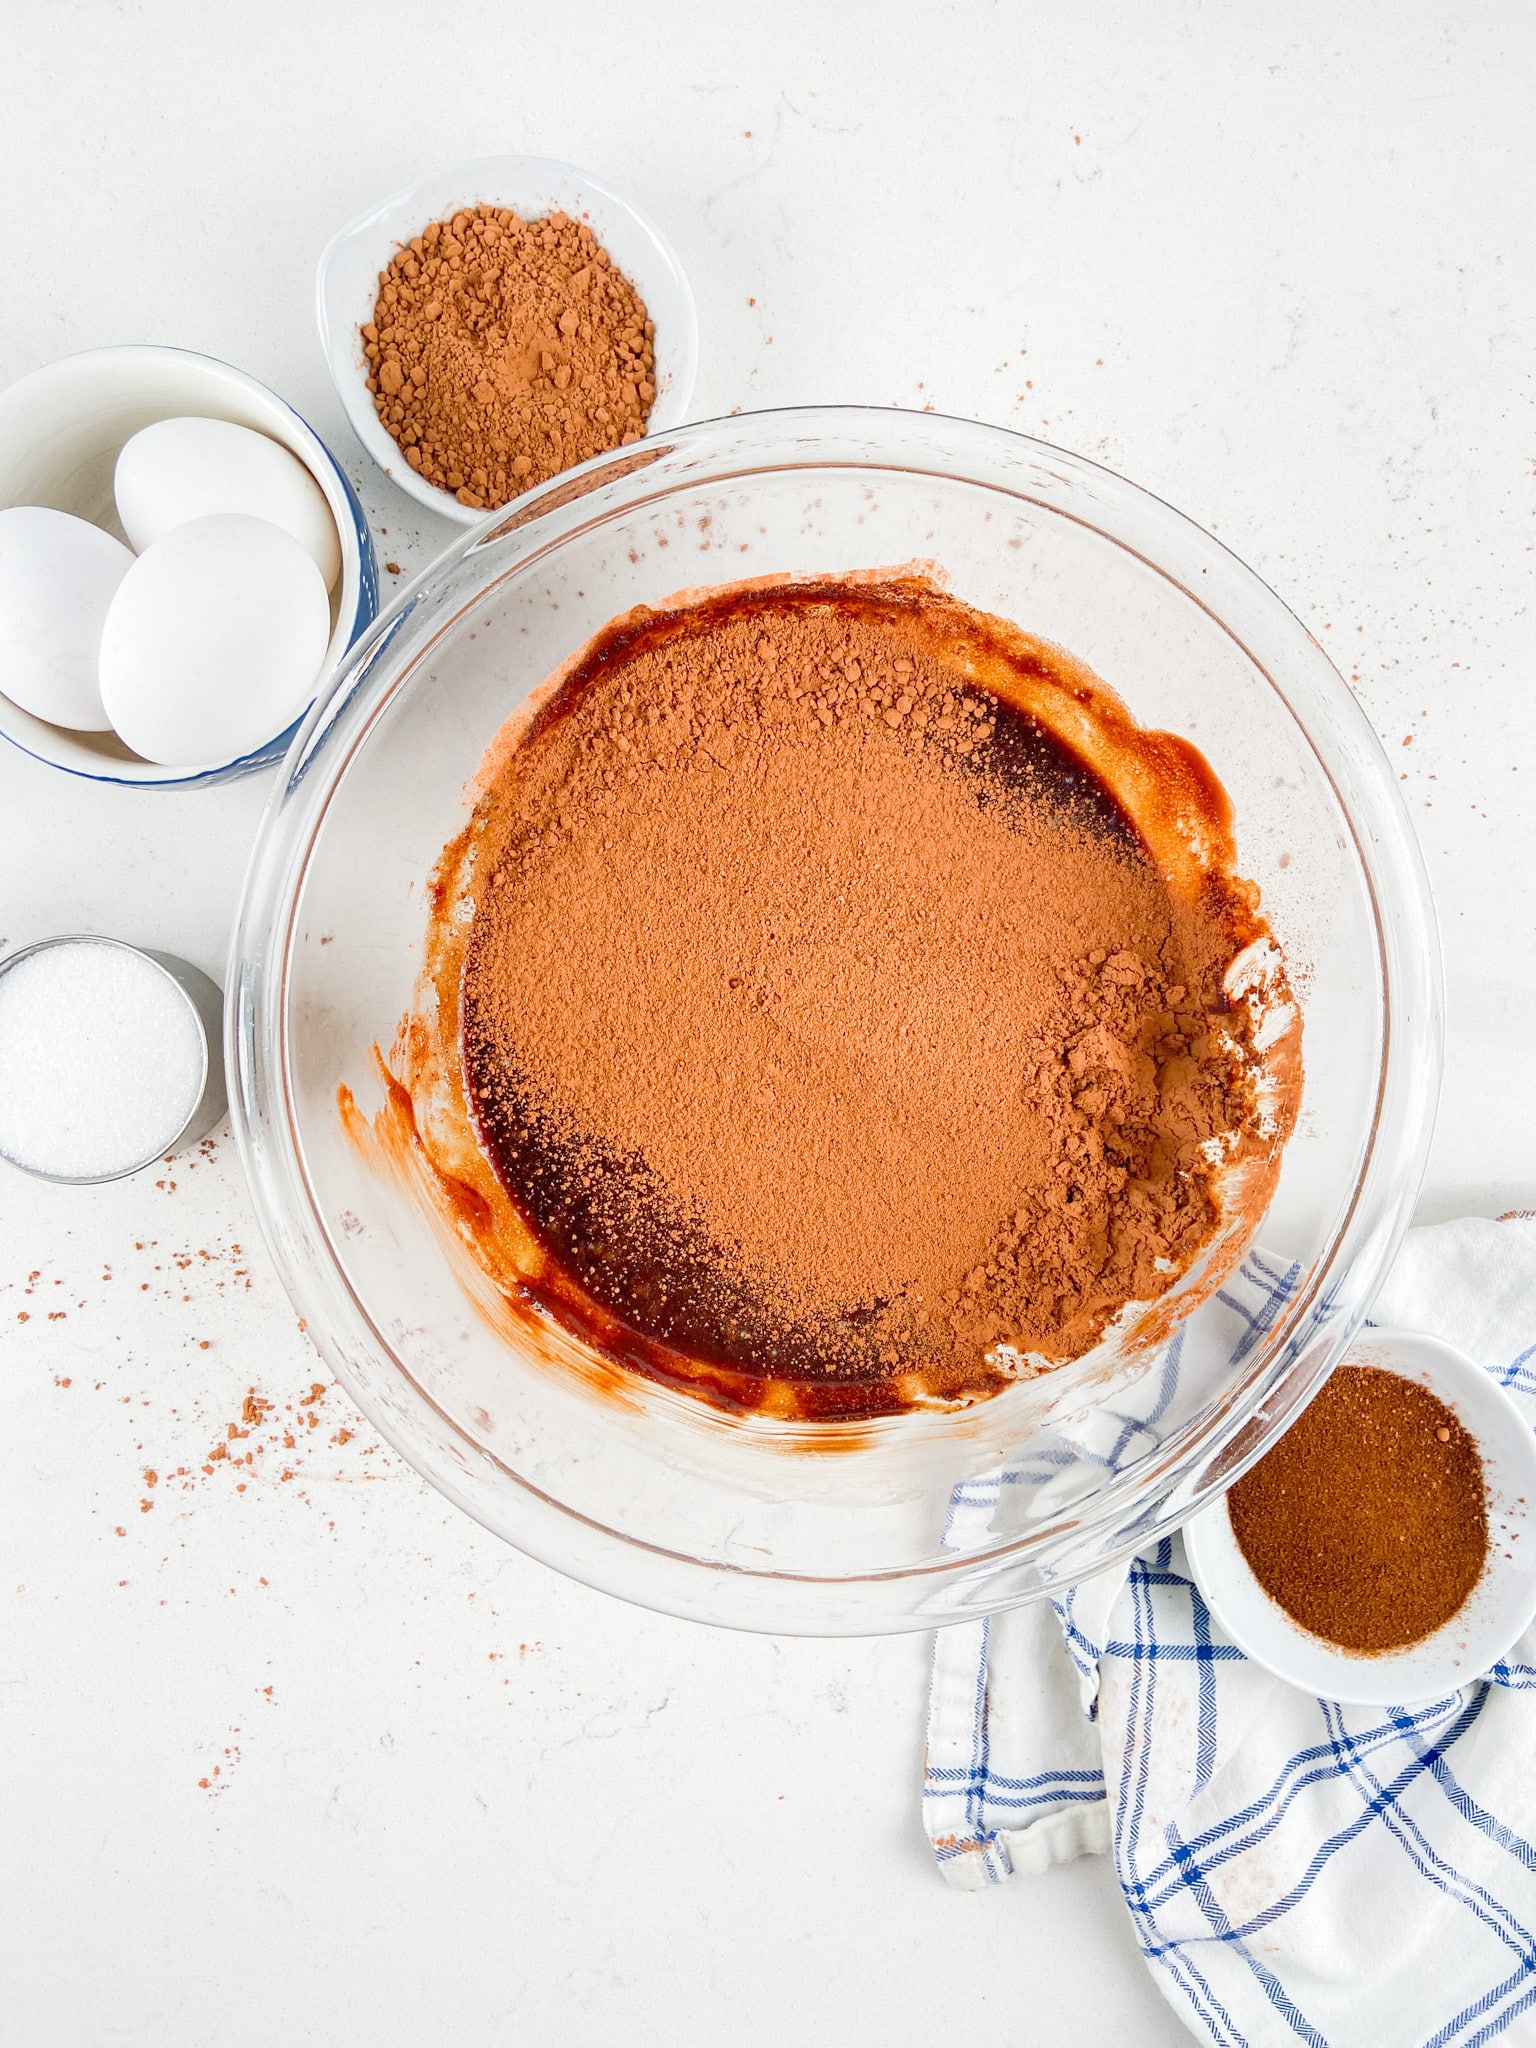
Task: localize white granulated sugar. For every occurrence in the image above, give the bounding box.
[0,942,205,1179]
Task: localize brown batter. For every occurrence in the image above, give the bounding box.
[369,572,1298,1423]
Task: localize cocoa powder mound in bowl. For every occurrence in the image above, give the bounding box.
[395,572,1303,1425]
[1228,1364,1488,1653]
[317,157,699,527]
[364,205,656,513]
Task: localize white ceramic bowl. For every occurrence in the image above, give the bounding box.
[1184,1329,1536,1705]
[315,154,699,526]
[0,346,378,788]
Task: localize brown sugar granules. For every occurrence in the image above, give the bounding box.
[364,204,657,511]
[1229,1364,1489,1653]
[433,576,1292,1418]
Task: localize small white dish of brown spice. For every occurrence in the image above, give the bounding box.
[1185,1330,1536,1706]
[316,155,698,525]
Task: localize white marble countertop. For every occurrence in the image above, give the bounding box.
[3,7,1531,2041]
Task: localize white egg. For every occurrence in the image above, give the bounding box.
[0,506,134,730]
[114,416,343,591]
[98,513,331,768]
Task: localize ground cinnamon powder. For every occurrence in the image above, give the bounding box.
[1228,1364,1488,1652]
[449,578,1282,1414]
[364,205,656,511]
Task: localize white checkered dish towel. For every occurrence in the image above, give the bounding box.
[924,1216,1536,2047]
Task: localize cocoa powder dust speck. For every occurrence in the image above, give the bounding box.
[363,205,656,510]
[435,577,1287,1419]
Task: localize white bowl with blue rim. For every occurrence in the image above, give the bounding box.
[0,345,378,786]
[316,155,698,526]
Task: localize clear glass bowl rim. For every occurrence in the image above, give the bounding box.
[228,404,1444,1634]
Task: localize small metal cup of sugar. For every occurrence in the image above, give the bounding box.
[0,935,225,1183]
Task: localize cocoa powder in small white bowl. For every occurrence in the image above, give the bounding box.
[317,155,698,527]
[1186,1330,1536,1706]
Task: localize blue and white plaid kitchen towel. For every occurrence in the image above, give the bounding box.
[925,1216,1536,2047]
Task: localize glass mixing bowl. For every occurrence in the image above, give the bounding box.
[229,407,1441,1634]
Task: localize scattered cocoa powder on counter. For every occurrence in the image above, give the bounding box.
[364,204,657,510]
[1228,1364,1489,1652]
[430,575,1295,1418]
